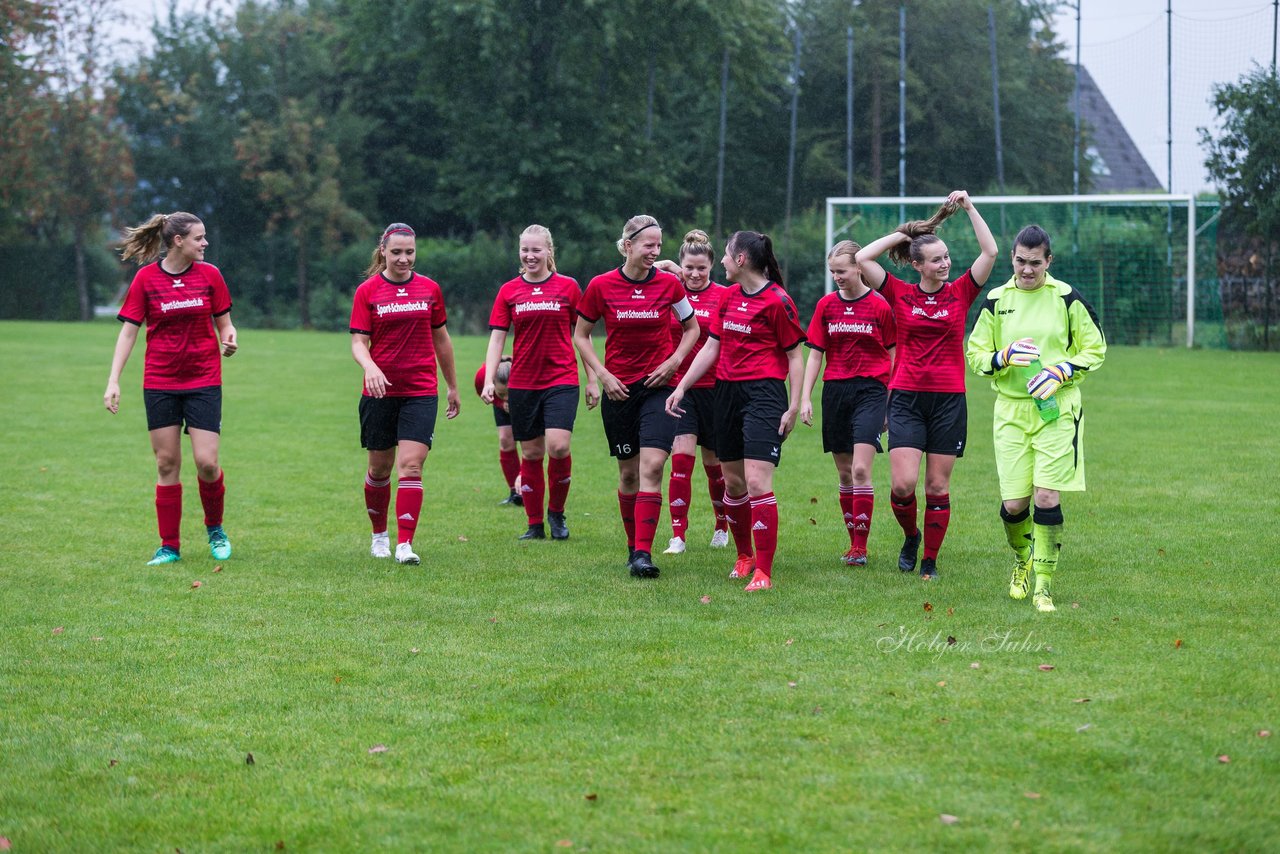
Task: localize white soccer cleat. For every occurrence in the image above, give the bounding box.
[371,533,391,558]
[663,537,686,555]
[394,542,420,565]
[709,529,730,549]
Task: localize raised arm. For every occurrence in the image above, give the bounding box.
[950,190,998,286]
[855,232,908,290]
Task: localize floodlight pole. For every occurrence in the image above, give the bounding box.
[714,46,729,243]
[1167,0,1174,269]
[847,22,854,197]
[1072,1,1081,254]
[784,21,801,282]
[898,4,907,222]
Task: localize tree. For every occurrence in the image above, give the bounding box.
[1201,66,1280,349]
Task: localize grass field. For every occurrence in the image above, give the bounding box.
[1,320,1277,852]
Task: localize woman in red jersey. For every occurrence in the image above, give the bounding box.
[105,212,237,566]
[666,231,806,592]
[482,224,599,542]
[799,240,896,568]
[350,223,460,566]
[659,230,731,556]
[573,214,699,579]
[854,190,997,579]
[473,357,522,507]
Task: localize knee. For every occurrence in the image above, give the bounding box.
[851,463,871,485]
[154,451,181,479]
[398,459,424,479]
[547,439,571,459]
[618,470,639,492]
[1034,488,1060,509]
[522,447,545,463]
[890,484,914,501]
[195,459,221,482]
[1002,497,1031,516]
[924,477,951,496]
[745,474,772,495]
[498,436,516,453]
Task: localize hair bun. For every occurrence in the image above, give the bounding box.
[684,229,710,245]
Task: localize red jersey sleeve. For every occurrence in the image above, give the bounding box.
[805,299,830,350]
[118,271,148,325]
[430,281,448,328]
[878,272,906,306]
[207,265,232,316]
[489,283,513,330]
[349,282,373,334]
[473,364,485,396]
[773,289,807,350]
[578,280,603,322]
[879,297,897,349]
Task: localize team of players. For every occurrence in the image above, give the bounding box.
[104,197,1106,609]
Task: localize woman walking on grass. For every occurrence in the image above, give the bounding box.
[105,212,237,566]
[855,190,998,580]
[350,223,460,566]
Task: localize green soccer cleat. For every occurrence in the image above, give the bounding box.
[1009,553,1032,600]
[1033,591,1057,613]
[207,526,232,561]
[146,545,181,566]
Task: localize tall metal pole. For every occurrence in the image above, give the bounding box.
[1167,0,1174,268]
[1273,0,1277,72]
[1072,1,1081,254]
[784,23,802,281]
[988,7,1004,193]
[898,4,906,222]
[714,46,729,243]
[846,23,854,196]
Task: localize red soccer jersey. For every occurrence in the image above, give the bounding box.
[349,272,448,397]
[879,269,982,393]
[805,289,896,385]
[669,282,727,389]
[710,282,806,382]
[578,267,689,385]
[488,272,581,389]
[117,261,233,391]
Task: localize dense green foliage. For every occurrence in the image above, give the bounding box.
[1,322,1278,849]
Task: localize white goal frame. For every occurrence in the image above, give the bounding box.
[825,194,1197,348]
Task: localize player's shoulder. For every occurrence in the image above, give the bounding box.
[653,268,683,289]
[586,268,620,289]
[412,272,442,290]
[193,261,224,278]
[982,279,1017,303]
[551,272,580,289]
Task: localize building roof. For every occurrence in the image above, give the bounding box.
[1077,66,1163,192]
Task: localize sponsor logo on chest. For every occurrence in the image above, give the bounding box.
[828,320,874,334]
[160,296,205,313]
[377,298,432,317]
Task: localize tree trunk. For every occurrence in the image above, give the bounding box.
[74,221,91,321]
[296,244,311,329]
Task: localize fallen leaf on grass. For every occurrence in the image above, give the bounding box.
[937,717,950,724]
[555,841,573,848]
[410,648,420,654]
[191,580,203,589]
[787,681,797,688]
[276,841,285,851]
[808,517,817,525]
[946,636,956,646]
[109,759,119,767]
[1024,792,1041,799]
[970,662,980,670]
[939,814,959,825]
[1073,698,1091,704]
[1259,730,1271,738]
[457,536,469,542]
[489,617,498,624]
[810,497,818,504]
[1174,639,1183,649]
[785,638,794,646]
[699,595,711,604]
[92,637,103,642]
[584,793,598,801]
[52,626,64,635]
[213,565,223,573]
[923,602,933,612]
[1218,754,1231,763]
[368,744,389,754]
[812,706,823,715]
[1157,548,1166,556]
[946,607,954,616]
[1076,724,1092,733]
[936,681,947,687]
[1071,602,1079,609]
[1038,664,1055,672]
[245,753,255,765]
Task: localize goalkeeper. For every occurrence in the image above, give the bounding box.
[966,225,1106,612]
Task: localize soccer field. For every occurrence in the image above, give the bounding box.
[1,320,1276,851]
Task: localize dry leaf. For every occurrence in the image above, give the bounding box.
[52,626,64,635]
[1024,792,1041,799]
[809,497,818,504]
[245,752,255,765]
[946,607,954,616]
[489,617,498,623]
[1217,754,1230,763]
[1259,730,1271,738]
[1073,698,1091,704]
[410,648,420,654]
[92,637,103,642]
[923,602,933,612]
[1157,548,1166,556]
[808,517,817,525]
[937,717,950,724]
[1174,639,1183,649]
[939,814,959,825]
[1071,602,1079,609]
[1013,820,1021,829]
[937,681,947,687]
[276,842,285,851]
[787,681,797,688]
[457,536,469,542]
[109,759,119,767]
[699,595,711,604]
[368,744,389,754]
[812,706,823,715]
[555,841,573,848]
[946,636,956,646]
[1076,724,1092,733]
[785,638,794,646]
[191,581,202,589]
[213,565,223,573]
[334,676,342,684]
[1038,664,1055,671]
[584,793,598,801]
[970,662,980,669]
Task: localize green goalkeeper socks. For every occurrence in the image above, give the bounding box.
[1000,505,1033,562]
[1032,504,1064,594]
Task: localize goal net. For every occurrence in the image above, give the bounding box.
[825,194,1224,348]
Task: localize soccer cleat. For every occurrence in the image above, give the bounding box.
[371,532,391,558]
[146,545,181,566]
[499,488,523,506]
[743,569,772,591]
[1009,553,1032,600]
[663,537,686,555]
[709,529,730,549]
[394,542,420,565]
[518,523,546,540]
[919,557,938,580]
[729,555,755,579]
[843,547,868,567]
[207,525,232,560]
[547,512,570,541]
[898,531,922,572]
[628,550,660,579]
[1033,591,1057,613]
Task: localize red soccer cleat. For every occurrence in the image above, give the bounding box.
[842,547,868,567]
[743,569,772,591]
[729,555,755,579]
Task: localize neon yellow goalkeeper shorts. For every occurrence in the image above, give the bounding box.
[991,386,1086,500]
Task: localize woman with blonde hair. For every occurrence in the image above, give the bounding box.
[105,211,237,565]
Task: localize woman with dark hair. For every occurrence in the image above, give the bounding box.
[105,212,237,565]
[666,231,806,591]
[574,214,699,579]
[350,222,460,566]
[855,190,998,580]
[966,224,1106,612]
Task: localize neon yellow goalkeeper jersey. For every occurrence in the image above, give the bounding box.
[966,273,1107,400]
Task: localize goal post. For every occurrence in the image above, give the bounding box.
[825,194,1206,348]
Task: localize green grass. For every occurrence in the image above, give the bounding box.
[1,320,1277,851]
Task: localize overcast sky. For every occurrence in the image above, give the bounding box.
[113,0,1277,195]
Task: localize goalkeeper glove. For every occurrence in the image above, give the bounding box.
[1026,362,1074,400]
[993,337,1040,370]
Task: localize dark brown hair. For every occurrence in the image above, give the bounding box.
[888,201,959,266]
